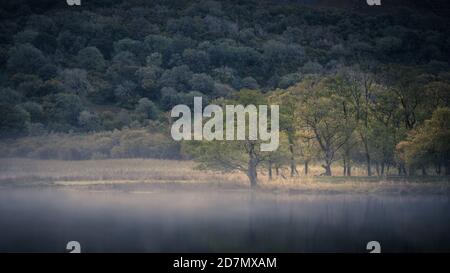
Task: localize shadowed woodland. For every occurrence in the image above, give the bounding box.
[0,0,449,186]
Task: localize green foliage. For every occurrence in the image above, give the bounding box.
[291,76,356,175]
[182,49,210,72]
[240,77,259,90]
[78,111,101,132]
[7,43,47,74]
[0,104,30,137]
[160,87,183,110]
[0,87,22,105]
[19,101,44,123]
[159,65,193,91]
[189,73,215,94]
[77,46,106,71]
[59,69,93,97]
[44,93,84,127]
[399,108,450,170]
[135,65,163,99]
[376,36,403,54]
[114,80,138,107]
[182,89,270,186]
[135,98,159,120]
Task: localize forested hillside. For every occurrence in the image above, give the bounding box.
[0,0,449,177]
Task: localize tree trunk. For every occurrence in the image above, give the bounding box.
[343,158,347,176]
[248,161,258,188]
[304,160,309,175]
[360,131,372,177]
[246,142,258,188]
[398,163,407,176]
[290,159,298,177]
[288,134,298,177]
[268,161,273,180]
[421,167,427,176]
[366,152,372,176]
[435,163,441,176]
[344,148,351,176]
[401,164,407,176]
[322,162,332,176]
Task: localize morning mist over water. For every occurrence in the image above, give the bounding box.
[1,188,449,253]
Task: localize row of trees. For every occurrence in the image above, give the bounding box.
[183,65,450,186]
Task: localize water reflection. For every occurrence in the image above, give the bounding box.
[0,188,449,252]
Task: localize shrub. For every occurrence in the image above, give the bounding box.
[0,128,181,160]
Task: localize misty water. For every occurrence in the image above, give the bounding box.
[1,187,449,253]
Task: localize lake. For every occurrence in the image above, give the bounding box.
[0,187,449,252]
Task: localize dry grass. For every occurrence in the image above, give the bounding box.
[0,158,246,184]
[0,158,449,195]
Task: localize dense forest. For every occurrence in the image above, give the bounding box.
[0,0,449,182]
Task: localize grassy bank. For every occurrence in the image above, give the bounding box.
[0,158,449,195]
